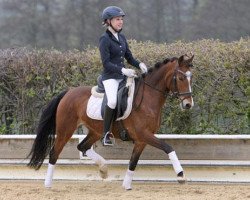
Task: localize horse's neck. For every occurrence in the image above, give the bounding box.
[143,65,171,106]
[148,63,173,90]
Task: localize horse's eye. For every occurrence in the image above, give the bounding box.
[178,76,185,81]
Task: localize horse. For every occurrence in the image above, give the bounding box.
[27,54,194,190]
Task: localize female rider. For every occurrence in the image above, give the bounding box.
[99,6,148,146]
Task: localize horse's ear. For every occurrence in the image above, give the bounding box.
[178,55,184,65]
[187,55,194,63]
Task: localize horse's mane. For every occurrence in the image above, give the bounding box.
[147,57,178,74]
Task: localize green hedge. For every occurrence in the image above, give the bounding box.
[0,39,249,134]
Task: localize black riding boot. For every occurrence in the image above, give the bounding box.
[101,105,115,146]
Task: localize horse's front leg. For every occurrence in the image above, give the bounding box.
[122,142,146,190]
[77,131,108,179]
[143,133,186,184]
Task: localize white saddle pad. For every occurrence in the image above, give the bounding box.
[86,77,135,121]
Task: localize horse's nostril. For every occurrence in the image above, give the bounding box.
[185,103,191,109]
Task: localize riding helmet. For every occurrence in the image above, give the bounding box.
[101,6,125,22]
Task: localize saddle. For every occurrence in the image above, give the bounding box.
[96,76,129,119]
[86,76,136,141]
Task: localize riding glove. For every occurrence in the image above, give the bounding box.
[121,68,136,77]
[139,63,148,73]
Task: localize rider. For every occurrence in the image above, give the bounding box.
[99,6,148,146]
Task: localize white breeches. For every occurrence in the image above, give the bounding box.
[102,79,123,109]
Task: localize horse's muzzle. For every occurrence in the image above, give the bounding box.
[180,98,194,110]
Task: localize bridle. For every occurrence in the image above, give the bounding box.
[133,63,193,110]
[143,65,193,99]
[171,67,193,98]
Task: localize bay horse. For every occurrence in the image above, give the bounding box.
[28,54,194,190]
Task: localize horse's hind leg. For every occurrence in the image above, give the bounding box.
[122,142,146,190]
[77,130,108,179]
[45,118,77,188]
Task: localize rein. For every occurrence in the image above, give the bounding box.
[143,80,169,97]
[132,74,169,111]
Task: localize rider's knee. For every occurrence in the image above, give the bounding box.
[107,100,117,109]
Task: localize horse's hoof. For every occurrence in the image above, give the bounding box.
[44,183,52,188]
[124,187,132,191]
[177,174,187,184]
[122,184,132,190]
[99,164,108,179]
[44,180,52,188]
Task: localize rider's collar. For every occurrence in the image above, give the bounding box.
[107,27,120,41]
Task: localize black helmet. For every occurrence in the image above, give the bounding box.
[101,6,125,21]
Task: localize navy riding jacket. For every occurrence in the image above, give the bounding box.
[99,29,140,81]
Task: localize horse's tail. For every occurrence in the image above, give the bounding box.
[27,90,68,170]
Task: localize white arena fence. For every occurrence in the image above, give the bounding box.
[0,134,250,182]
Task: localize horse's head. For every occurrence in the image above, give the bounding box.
[169,54,194,110]
[142,54,194,110]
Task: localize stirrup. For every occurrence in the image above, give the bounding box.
[102,132,115,146]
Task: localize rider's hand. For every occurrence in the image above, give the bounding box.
[139,63,148,73]
[122,68,136,77]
